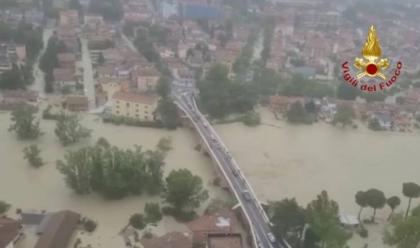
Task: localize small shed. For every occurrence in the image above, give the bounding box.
[339,213,359,228]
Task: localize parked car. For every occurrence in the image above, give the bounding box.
[242,190,252,201]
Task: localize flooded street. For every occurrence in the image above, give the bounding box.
[0,112,228,247]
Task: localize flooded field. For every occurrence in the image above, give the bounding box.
[215,108,420,247]
[0,112,228,247]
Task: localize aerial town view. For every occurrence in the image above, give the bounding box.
[1,0,420,247]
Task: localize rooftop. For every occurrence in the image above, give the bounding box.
[140,232,193,248]
[113,92,158,105]
[0,217,21,248]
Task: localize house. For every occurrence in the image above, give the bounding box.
[112,92,158,121]
[65,95,89,111]
[372,111,393,130]
[57,53,76,69]
[131,67,161,92]
[59,10,79,26]
[53,68,77,92]
[0,90,38,110]
[34,210,80,248]
[0,217,22,248]
[207,233,243,248]
[186,210,241,246]
[140,232,193,248]
[98,78,127,101]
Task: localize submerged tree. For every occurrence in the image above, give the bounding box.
[163,169,209,214]
[9,104,42,140]
[355,191,368,221]
[23,145,43,168]
[55,112,92,146]
[402,182,420,219]
[306,191,350,248]
[387,196,401,221]
[384,205,420,248]
[365,188,386,222]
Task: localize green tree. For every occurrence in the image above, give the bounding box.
[0,63,25,89]
[0,201,10,214]
[306,191,350,248]
[156,76,170,98]
[144,203,162,223]
[333,105,354,127]
[384,209,420,248]
[156,136,172,154]
[337,83,359,100]
[54,113,92,146]
[157,98,179,129]
[56,147,92,194]
[355,191,368,221]
[97,52,105,65]
[242,111,261,127]
[387,196,401,221]
[23,145,43,168]
[365,188,386,222]
[129,213,146,230]
[9,104,42,140]
[287,101,312,124]
[269,198,305,243]
[403,182,420,218]
[164,169,209,213]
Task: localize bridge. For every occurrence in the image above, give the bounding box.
[172,86,290,248]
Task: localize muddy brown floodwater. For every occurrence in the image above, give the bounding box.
[0,112,229,247]
[215,108,420,248]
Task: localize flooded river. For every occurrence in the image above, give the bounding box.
[0,112,227,247]
[215,109,420,247]
[2,108,420,247]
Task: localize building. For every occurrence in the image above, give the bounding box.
[0,217,22,248]
[131,67,161,92]
[59,10,79,26]
[57,53,76,69]
[140,232,193,248]
[34,210,80,248]
[207,233,243,248]
[65,95,89,111]
[112,92,158,121]
[53,68,77,92]
[186,210,241,246]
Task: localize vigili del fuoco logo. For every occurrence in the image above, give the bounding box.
[341,25,403,93]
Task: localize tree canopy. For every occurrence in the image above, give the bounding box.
[384,204,420,248]
[365,188,386,222]
[306,191,350,248]
[23,145,43,168]
[54,113,92,146]
[198,64,256,119]
[57,138,167,199]
[403,182,420,218]
[163,169,209,213]
[9,104,42,140]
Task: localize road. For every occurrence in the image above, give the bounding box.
[172,87,289,248]
[80,38,96,110]
[30,28,53,98]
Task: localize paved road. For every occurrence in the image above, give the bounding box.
[173,89,288,248]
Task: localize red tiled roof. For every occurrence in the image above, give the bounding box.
[140,232,193,248]
[113,92,158,105]
[0,217,21,248]
[53,68,75,82]
[34,210,80,248]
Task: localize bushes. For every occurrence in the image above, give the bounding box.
[82,219,97,232]
[358,227,368,238]
[242,111,261,126]
[161,207,197,222]
[144,203,162,223]
[130,213,146,230]
[0,201,10,214]
[102,115,164,128]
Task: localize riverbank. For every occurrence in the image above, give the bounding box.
[215,108,420,247]
[0,112,229,247]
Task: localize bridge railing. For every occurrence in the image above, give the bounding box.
[174,99,259,248]
[191,97,271,224]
